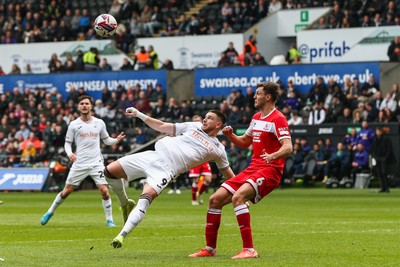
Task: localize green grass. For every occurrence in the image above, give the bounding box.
[0,188,399,266]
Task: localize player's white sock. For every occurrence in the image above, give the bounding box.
[119,195,151,236]
[102,198,113,221]
[48,192,64,213]
[106,177,128,207]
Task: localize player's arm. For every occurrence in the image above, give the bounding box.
[219,166,235,180]
[261,138,293,163]
[125,107,174,135]
[222,125,252,148]
[64,141,76,162]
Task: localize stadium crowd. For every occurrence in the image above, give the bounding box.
[0,72,399,188]
[1,0,400,55]
[1,0,399,190]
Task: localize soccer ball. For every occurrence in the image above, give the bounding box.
[94,14,117,37]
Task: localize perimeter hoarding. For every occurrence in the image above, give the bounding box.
[194,62,380,96]
[0,70,167,100]
[0,168,50,191]
[297,26,400,63]
[0,40,131,74]
[138,34,244,69]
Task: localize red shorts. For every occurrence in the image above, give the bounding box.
[222,164,282,204]
[189,162,212,177]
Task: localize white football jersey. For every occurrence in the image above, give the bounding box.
[155,122,229,176]
[65,117,109,167]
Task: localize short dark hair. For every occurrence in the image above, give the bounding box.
[256,82,278,102]
[77,95,94,105]
[209,109,226,125]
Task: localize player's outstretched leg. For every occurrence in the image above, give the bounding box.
[111,235,124,248]
[40,212,53,225]
[40,191,67,225]
[120,199,136,223]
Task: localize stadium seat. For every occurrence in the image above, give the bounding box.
[202,95,213,103]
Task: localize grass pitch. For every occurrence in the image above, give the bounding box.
[0,187,399,267]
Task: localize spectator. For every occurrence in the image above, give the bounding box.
[284,90,301,111]
[387,36,400,61]
[243,35,257,56]
[78,9,90,34]
[268,0,282,15]
[129,13,145,38]
[9,64,21,75]
[151,97,168,120]
[325,95,344,123]
[145,5,163,36]
[177,14,190,35]
[120,58,133,71]
[356,120,375,152]
[223,42,239,64]
[163,16,178,36]
[100,58,112,71]
[74,50,85,71]
[288,110,303,125]
[321,142,351,184]
[147,45,159,69]
[308,102,326,125]
[220,21,234,34]
[83,47,100,71]
[218,52,231,67]
[252,52,267,65]
[109,0,122,18]
[61,53,74,72]
[198,15,209,35]
[350,143,370,183]
[189,14,200,35]
[165,97,181,122]
[286,43,301,64]
[135,46,149,69]
[161,59,174,70]
[337,107,353,123]
[359,75,380,102]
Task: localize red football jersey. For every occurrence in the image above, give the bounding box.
[245,108,291,169]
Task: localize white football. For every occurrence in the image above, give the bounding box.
[94,14,118,37]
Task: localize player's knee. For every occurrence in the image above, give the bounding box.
[231,192,246,206]
[103,166,118,180]
[209,193,224,208]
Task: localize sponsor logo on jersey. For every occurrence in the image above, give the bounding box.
[191,131,214,151]
[79,132,99,138]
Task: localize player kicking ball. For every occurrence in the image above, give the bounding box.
[40,95,127,227]
[104,107,234,248]
[189,82,293,259]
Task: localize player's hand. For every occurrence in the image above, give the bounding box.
[260,149,272,163]
[117,132,126,142]
[68,153,77,163]
[222,126,234,136]
[125,107,138,117]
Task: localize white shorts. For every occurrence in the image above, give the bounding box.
[117,151,174,195]
[66,164,107,186]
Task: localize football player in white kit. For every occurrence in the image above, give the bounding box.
[107,107,235,248]
[40,95,127,227]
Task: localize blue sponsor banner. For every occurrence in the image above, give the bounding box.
[0,168,50,191]
[194,62,380,96]
[0,70,167,100]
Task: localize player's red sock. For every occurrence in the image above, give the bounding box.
[198,181,209,195]
[191,182,197,201]
[234,204,253,248]
[205,208,221,249]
